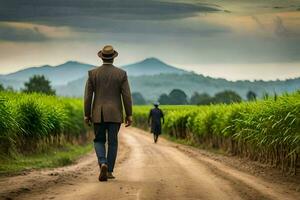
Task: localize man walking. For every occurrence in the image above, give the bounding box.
[84,45,132,182]
[148,102,164,143]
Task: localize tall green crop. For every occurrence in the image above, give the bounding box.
[133,92,300,174]
[0,92,88,157]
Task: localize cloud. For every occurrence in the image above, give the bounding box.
[0,0,226,41]
[0,23,48,42]
[0,0,221,29]
[86,16,230,39]
[1,0,300,69]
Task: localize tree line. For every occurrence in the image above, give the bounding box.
[132,89,257,105]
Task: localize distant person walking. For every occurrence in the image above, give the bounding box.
[84,45,133,182]
[148,102,164,143]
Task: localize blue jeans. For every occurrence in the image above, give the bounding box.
[93,122,121,172]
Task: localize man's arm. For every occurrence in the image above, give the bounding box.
[84,71,94,125]
[121,72,133,127]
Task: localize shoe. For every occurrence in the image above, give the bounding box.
[107,172,115,179]
[99,164,108,182]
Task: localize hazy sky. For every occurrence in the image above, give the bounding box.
[0,0,300,80]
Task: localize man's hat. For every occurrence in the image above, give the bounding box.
[98,45,118,59]
[153,102,160,106]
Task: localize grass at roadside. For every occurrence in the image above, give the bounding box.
[0,143,93,175]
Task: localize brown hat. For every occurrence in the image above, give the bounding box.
[98,45,118,59]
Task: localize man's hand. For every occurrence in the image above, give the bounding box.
[125,116,133,127]
[84,116,92,126]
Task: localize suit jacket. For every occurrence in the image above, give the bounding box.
[84,63,132,123]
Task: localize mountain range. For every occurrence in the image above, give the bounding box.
[0,58,185,88]
[1,58,300,101]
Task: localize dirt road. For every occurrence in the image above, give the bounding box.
[1,127,299,200]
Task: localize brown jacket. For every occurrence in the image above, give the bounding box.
[84,64,132,123]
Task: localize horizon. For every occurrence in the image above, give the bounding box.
[0,0,300,80]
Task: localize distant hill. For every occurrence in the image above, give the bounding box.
[0,58,187,89]
[128,74,300,100]
[1,58,300,100]
[0,61,95,87]
[56,73,300,100]
[121,57,187,76]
